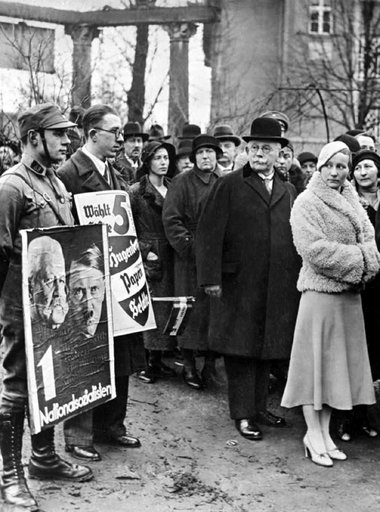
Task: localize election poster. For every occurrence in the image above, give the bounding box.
[21,224,115,434]
[74,191,156,336]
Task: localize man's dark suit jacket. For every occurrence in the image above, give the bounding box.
[57,148,145,377]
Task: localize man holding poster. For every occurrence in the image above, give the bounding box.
[58,104,146,462]
[0,104,93,511]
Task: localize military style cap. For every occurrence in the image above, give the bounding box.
[260,111,290,132]
[18,103,76,138]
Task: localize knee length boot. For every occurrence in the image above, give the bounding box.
[0,412,38,511]
[29,426,93,482]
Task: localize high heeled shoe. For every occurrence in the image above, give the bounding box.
[327,446,347,461]
[303,435,333,467]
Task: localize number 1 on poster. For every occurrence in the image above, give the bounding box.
[37,346,57,401]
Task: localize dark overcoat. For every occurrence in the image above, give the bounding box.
[162,166,222,350]
[363,203,380,380]
[114,152,138,186]
[196,164,301,360]
[58,149,146,376]
[130,176,175,351]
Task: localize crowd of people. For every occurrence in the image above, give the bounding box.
[0,102,379,511]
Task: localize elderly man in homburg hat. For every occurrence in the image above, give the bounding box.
[196,118,301,441]
[0,103,93,511]
[114,121,149,185]
[213,124,241,173]
[163,134,223,389]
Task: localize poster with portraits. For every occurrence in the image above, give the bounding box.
[74,191,156,336]
[21,224,115,434]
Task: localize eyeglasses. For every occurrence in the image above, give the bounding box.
[249,144,274,155]
[93,126,124,139]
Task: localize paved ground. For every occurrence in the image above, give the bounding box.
[1,356,380,512]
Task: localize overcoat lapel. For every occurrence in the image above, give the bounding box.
[270,174,286,208]
[72,150,111,191]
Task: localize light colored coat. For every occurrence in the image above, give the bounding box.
[291,171,380,293]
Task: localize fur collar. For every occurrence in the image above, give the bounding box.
[307,171,364,240]
[137,174,170,210]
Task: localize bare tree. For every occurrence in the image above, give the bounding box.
[0,22,73,111]
[277,0,380,133]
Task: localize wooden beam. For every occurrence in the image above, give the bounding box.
[0,2,219,27]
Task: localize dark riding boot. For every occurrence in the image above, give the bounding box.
[0,412,38,511]
[29,426,93,482]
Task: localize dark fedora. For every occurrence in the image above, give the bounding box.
[213,124,241,146]
[123,121,149,141]
[190,135,222,163]
[242,118,289,147]
[176,139,192,158]
[148,124,171,142]
[178,123,201,140]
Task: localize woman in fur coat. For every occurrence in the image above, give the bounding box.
[281,141,380,467]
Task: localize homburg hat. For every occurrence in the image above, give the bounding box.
[242,118,289,147]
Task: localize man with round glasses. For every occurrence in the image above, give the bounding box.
[58,104,145,463]
[196,117,300,442]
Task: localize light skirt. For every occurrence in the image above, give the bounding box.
[281,290,375,410]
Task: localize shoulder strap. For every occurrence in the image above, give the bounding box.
[11,171,68,226]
